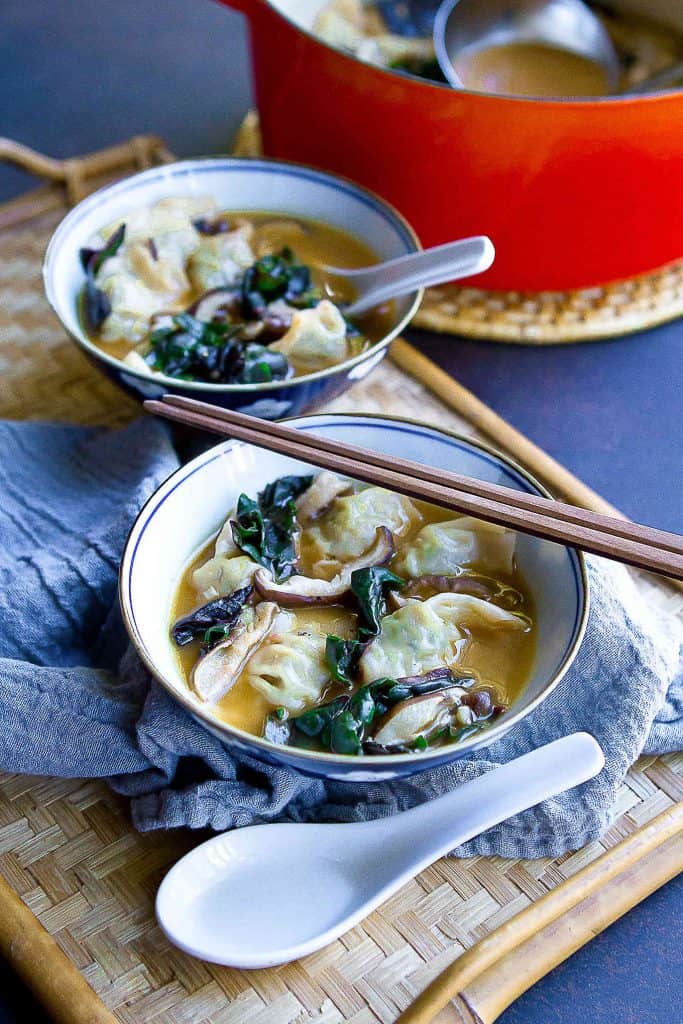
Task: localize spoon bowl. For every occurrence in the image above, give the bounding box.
[156,732,604,967]
[434,0,621,95]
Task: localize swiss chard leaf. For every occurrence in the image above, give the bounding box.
[146,313,245,382]
[350,566,405,636]
[240,342,290,383]
[325,635,368,685]
[79,224,126,330]
[171,585,252,648]
[230,474,314,582]
[324,569,405,684]
[240,248,313,318]
[286,670,467,755]
[260,474,314,514]
[145,315,291,385]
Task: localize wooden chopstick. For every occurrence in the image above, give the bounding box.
[144,396,683,580]
[161,394,683,556]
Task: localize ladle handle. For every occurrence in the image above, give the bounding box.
[378,733,604,867]
[341,235,494,316]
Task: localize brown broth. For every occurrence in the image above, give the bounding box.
[453,42,610,98]
[170,495,537,749]
[89,211,396,376]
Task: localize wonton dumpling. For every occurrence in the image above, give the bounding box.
[96,258,172,342]
[246,629,330,710]
[101,196,215,266]
[192,555,259,602]
[95,196,216,342]
[270,300,348,371]
[306,486,420,564]
[395,517,516,578]
[188,225,255,291]
[359,593,525,682]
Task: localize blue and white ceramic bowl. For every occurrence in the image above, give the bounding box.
[120,414,589,782]
[43,158,422,419]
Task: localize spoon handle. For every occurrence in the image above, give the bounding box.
[340,235,494,316]
[376,733,604,868]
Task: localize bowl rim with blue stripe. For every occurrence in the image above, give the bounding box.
[42,157,423,412]
[119,413,589,782]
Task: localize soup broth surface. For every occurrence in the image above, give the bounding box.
[453,42,611,98]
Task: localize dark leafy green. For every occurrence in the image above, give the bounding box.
[325,635,367,685]
[241,247,317,317]
[240,342,289,383]
[171,585,253,648]
[350,566,405,636]
[144,313,290,384]
[230,474,313,582]
[282,671,471,755]
[323,568,404,684]
[79,224,126,329]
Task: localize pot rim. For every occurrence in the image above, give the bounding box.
[249,0,683,105]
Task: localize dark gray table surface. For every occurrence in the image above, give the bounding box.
[1,1,681,1021]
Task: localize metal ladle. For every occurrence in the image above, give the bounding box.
[434,0,621,95]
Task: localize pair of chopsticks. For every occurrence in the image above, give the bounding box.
[144,395,683,581]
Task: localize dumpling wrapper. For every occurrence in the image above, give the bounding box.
[395,516,516,578]
[359,593,526,682]
[306,485,420,564]
[94,196,216,342]
[188,225,255,291]
[246,629,330,710]
[270,300,349,372]
[192,554,260,602]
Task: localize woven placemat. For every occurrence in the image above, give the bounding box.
[234,112,683,345]
[0,155,681,1024]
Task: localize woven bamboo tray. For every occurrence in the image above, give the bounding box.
[0,137,681,1024]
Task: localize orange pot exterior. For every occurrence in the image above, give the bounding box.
[222,0,683,290]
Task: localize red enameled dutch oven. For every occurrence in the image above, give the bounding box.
[220,0,683,290]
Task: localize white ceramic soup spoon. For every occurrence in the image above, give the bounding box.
[326,234,494,317]
[156,732,603,968]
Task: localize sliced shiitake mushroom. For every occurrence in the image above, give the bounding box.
[191,601,277,703]
[253,527,394,606]
[295,470,352,526]
[188,288,240,322]
[193,214,232,236]
[370,688,467,749]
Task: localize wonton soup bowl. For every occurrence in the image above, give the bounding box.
[43,158,421,420]
[120,414,589,782]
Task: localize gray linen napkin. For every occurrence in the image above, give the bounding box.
[0,419,680,858]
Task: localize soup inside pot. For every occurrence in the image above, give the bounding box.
[452,41,611,98]
[311,0,683,96]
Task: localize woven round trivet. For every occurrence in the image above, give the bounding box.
[234,112,683,345]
